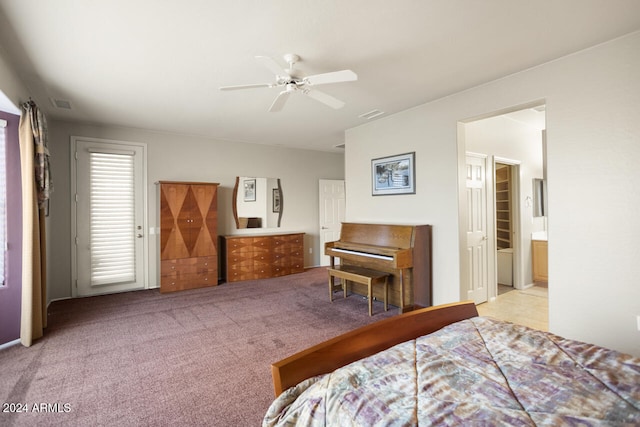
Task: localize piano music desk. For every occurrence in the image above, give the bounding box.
[328,265,389,316]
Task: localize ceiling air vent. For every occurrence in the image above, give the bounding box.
[50,98,72,110]
[358,109,384,120]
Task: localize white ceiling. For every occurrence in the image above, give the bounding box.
[0,1,639,152]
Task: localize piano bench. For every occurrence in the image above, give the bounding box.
[327,265,389,316]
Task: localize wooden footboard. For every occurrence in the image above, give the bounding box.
[271,301,478,396]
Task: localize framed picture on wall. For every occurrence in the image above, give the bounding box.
[273,188,281,213]
[371,152,416,195]
[243,179,256,202]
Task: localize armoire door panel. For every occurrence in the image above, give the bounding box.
[192,184,218,255]
[178,188,202,255]
[160,187,190,260]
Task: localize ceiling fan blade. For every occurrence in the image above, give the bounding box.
[304,70,357,85]
[305,89,345,109]
[256,56,289,77]
[219,83,272,91]
[269,91,291,112]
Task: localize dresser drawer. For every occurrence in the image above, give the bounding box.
[161,272,218,292]
[250,237,273,253]
[227,260,254,282]
[272,265,291,277]
[253,258,272,278]
[225,237,255,254]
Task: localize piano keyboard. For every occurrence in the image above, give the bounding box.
[331,248,394,261]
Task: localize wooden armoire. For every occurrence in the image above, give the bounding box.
[158,181,219,293]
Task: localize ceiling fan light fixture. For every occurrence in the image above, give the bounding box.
[359,109,384,120]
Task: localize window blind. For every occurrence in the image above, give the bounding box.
[0,119,6,286]
[89,151,136,286]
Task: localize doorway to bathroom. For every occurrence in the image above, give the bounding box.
[460,103,546,302]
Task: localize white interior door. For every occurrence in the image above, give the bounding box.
[319,179,345,266]
[72,137,147,296]
[465,153,489,304]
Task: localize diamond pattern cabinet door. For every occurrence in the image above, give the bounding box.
[160,183,190,260]
[177,188,201,255]
[159,182,219,293]
[190,184,218,258]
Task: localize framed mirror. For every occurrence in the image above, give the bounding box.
[533,178,547,217]
[233,176,283,229]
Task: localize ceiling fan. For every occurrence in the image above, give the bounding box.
[219,53,357,112]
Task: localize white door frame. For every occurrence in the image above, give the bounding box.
[70,136,149,297]
[458,102,546,304]
[492,157,522,294]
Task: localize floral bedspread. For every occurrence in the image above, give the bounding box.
[263,317,640,426]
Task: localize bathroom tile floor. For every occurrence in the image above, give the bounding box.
[477,283,548,331]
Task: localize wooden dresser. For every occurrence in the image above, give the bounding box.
[221,233,304,282]
[158,181,219,293]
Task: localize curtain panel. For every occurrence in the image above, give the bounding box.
[19,101,51,347]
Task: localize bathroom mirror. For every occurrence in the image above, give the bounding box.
[533,178,547,217]
[233,176,283,229]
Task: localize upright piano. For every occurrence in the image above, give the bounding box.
[325,223,432,312]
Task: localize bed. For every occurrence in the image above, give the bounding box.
[264,301,640,426]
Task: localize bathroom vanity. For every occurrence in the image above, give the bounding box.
[532,233,548,282]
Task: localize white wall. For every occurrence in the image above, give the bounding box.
[345,32,640,356]
[0,51,26,113]
[47,121,344,301]
[464,114,544,289]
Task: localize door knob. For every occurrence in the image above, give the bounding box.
[137,233,144,238]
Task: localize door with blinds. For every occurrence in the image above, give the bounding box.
[72,137,147,296]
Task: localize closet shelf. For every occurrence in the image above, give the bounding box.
[495,165,512,249]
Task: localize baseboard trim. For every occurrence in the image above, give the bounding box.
[47,296,72,309]
[0,338,21,351]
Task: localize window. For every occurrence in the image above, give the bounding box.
[0,118,6,286]
[88,150,136,286]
